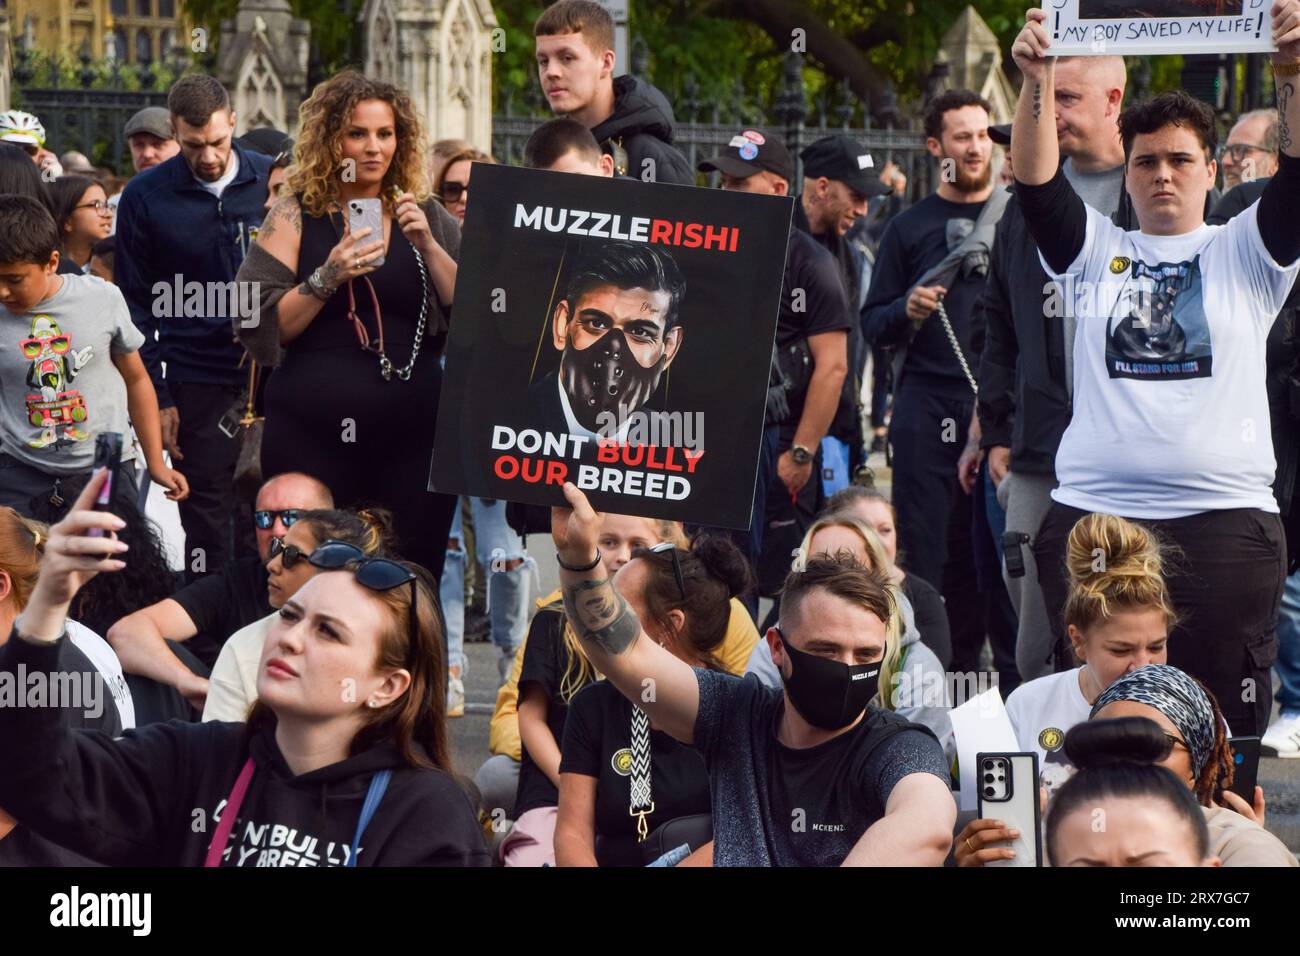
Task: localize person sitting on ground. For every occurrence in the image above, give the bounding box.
[107,472,333,716]
[1003,512,1175,796]
[554,535,750,867]
[48,174,113,273]
[959,664,1294,866]
[745,511,953,758]
[476,511,758,828]
[204,504,390,723]
[0,469,490,866]
[827,484,952,668]
[203,508,394,722]
[1044,718,1221,867]
[552,482,954,866]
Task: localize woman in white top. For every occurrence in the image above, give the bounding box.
[202,507,392,722]
[955,512,1175,865]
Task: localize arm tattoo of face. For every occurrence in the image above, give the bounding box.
[563,578,641,656]
[1279,82,1294,153]
[1031,81,1042,123]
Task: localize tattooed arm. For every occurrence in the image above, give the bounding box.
[255,194,328,347]
[1009,8,1058,187]
[553,483,701,744]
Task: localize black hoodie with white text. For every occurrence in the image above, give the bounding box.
[0,632,490,866]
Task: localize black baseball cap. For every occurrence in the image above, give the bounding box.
[988,123,1012,146]
[698,129,794,183]
[236,127,293,166]
[800,135,891,198]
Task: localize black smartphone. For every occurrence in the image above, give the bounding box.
[85,431,123,538]
[1002,531,1030,578]
[1227,736,1261,803]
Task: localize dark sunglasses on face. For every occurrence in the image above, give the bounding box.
[439,181,468,203]
[267,535,312,569]
[1161,732,1190,760]
[254,508,301,530]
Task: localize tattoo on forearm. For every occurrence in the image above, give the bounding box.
[319,260,341,287]
[1031,81,1042,123]
[563,578,641,656]
[1279,81,1294,153]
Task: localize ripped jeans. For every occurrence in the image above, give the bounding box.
[440,497,533,677]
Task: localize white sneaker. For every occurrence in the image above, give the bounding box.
[447,676,465,718]
[1261,712,1300,757]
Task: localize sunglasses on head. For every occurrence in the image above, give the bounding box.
[309,541,420,666]
[254,508,301,530]
[649,541,686,602]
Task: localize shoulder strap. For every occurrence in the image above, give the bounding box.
[629,705,654,841]
[204,757,256,867]
[345,769,393,868]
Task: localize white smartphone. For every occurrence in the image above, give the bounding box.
[976,752,1042,868]
[346,197,385,267]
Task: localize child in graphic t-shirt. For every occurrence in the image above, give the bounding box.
[0,195,186,513]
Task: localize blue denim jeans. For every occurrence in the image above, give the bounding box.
[1276,570,1300,715]
[440,497,533,675]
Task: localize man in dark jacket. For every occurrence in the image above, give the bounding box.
[534,0,693,186]
[115,75,270,580]
[974,55,1130,680]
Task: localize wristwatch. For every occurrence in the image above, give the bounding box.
[790,444,813,466]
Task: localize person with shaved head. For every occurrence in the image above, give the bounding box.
[973,54,1133,682]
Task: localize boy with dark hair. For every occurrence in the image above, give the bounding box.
[0,196,186,513]
[523,117,614,175]
[534,0,693,185]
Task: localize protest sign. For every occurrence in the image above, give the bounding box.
[428,164,792,529]
[1046,0,1276,56]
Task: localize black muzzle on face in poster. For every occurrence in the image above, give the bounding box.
[559,326,668,433]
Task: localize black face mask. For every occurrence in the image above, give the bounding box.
[559,324,668,433]
[775,626,880,731]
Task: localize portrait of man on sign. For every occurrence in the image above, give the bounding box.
[527,240,687,439]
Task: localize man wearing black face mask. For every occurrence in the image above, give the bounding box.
[527,241,685,439]
[551,481,954,867]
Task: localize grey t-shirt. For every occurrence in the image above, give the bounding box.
[692,669,950,867]
[1060,159,1126,397]
[0,273,144,474]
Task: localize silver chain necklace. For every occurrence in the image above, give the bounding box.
[376,243,428,382]
[935,295,978,395]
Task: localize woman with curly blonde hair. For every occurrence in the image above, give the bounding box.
[236,70,461,579]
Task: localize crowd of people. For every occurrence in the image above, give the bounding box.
[0,0,1297,868]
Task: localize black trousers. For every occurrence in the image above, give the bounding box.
[171,381,243,579]
[1034,502,1286,736]
[890,385,984,672]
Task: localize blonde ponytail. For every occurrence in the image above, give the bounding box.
[1063,513,1178,633]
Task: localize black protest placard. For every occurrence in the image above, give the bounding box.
[428,164,792,529]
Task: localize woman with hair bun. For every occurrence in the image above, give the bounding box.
[1091,665,1296,867]
[552,534,751,867]
[236,69,460,579]
[1005,513,1177,795]
[1045,717,1220,867]
[203,507,394,722]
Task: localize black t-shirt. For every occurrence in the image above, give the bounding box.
[694,670,950,866]
[775,229,854,443]
[560,680,711,866]
[515,606,594,817]
[863,193,990,395]
[900,572,951,669]
[172,556,271,669]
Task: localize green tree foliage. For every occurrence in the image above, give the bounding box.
[181,0,360,72]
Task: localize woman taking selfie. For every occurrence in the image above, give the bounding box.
[236,70,460,578]
[0,471,490,866]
